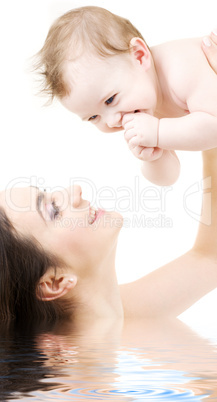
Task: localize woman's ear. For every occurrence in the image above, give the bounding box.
[129,37,151,69]
[36,268,77,301]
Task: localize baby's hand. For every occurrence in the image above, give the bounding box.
[127,142,163,162]
[123,112,159,148]
[123,113,162,161]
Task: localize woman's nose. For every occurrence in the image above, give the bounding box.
[71,185,82,208]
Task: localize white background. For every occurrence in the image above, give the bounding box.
[0,0,217,332]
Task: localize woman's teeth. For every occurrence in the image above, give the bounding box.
[88,206,98,224]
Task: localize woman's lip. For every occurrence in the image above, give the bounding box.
[91,208,105,224]
[88,207,105,224]
[95,209,105,222]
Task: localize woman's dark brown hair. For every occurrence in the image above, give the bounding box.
[0,207,67,328]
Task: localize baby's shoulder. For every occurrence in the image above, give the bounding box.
[152,38,208,97]
[152,37,204,71]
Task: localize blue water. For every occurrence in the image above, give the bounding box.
[0,319,216,401]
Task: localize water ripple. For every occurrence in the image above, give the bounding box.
[32,386,207,401]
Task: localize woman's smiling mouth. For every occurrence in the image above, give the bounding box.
[88,206,105,225]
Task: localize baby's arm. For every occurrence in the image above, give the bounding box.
[124,96,217,152]
[141,149,180,186]
[124,40,217,152]
[158,111,217,151]
[120,148,217,319]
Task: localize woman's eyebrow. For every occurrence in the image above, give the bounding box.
[36,191,46,223]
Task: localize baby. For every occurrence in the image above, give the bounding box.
[35,6,217,185]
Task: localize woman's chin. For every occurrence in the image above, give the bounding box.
[98,210,124,234]
[108,210,124,230]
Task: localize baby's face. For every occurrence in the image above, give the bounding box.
[61,51,158,133]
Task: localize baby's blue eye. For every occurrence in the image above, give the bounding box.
[105,94,116,105]
[88,115,98,121]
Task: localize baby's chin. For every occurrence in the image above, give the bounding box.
[103,126,124,133]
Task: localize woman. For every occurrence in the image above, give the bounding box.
[0,35,217,327]
[1,151,217,328]
[202,30,217,70]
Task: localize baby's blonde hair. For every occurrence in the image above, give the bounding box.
[34,6,145,101]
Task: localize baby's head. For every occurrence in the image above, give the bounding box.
[35,6,145,101]
[35,6,158,132]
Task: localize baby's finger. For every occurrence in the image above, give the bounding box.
[123,120,134,132]
[138,147,155,161]
[131,146,156,161]
[122,113,135,127]
[128,138,138,151]
[130,145,147,160]
[139,147,163,161]
[124,128,136,142]
[128,136,140,149]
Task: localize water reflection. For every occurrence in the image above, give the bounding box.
[0,319,216,401]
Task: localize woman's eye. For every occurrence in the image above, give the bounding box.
[105,94,116,105]
[51,200,60,220]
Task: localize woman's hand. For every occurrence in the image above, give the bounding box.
[202,30,217,72]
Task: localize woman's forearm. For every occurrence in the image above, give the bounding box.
[121,149,217,319]
[193,148,217,258]
[121,250,217,319]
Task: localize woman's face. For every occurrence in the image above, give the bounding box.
[0,185,123,274]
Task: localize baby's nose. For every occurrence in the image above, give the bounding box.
[107,112,123,128]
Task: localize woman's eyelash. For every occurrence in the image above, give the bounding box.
[51,200,60,220]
